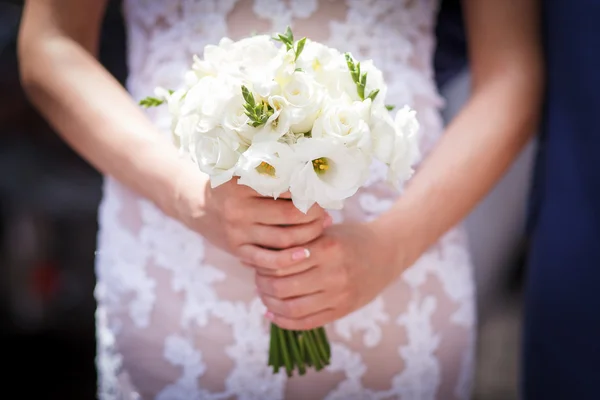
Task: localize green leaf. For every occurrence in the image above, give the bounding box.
[295,67,304,72]
[294,37,307,61]
[273,26,295,51]
[385,104,395,111]
[139,96,165,108]
[367,89,380,102]
[283,26,294,43]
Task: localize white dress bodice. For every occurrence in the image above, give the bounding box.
[94,1,476,399]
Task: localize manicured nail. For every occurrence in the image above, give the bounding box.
[292,248,310,261]
[323,214,333,228]
[265,311,275,321]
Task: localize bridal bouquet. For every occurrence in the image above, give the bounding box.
[140,28,420,377]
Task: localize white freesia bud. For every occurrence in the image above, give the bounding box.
[370,105,397,165]
[371,105,420,187]
[357,59,388,105]
[237,141,299,198]
[191,127,242,188]
[388,106,420,185]
[312,95,372,150]
[289,138,368,213]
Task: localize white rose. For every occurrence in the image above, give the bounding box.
[191,127,242,188]
[295,41,351,97]
[180,76,235,134]
[311,95,372,150]
[194,36,280,83]
[221,92,259,145]
[281,71,325,133]
[289,138,369,213]
[236,141,298,198]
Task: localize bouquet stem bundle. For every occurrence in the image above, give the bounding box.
[269,324,330,376]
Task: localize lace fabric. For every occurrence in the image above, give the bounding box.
[95,1,476,398]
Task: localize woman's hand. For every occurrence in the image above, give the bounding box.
[174,164,332,267]
[254,221,412,330]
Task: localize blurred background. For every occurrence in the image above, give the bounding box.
[0,0,533,398]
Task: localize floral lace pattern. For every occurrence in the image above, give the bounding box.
[95,0,476,398]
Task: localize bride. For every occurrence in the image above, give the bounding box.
[18,0,541,399]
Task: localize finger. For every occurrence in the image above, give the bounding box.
[251,198,327,225]
[254,259,314,277]
[260,291,337,320]
[279,191,292,199]
[247,218,325,249]
[237,244,311,270]
[227,178,260,197]
[255,266,325,299]
[266,308,339,331]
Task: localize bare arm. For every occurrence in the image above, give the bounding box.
[18,0,329,262]
[18,0,196,218]
[377,0,543,266]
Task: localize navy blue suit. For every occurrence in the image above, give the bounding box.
[523,1,600,399]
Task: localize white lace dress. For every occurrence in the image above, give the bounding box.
[95,0,476,399]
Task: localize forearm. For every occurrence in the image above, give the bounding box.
[376,73,542,266]
[19,35,197,217]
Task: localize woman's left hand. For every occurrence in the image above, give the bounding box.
[255,222,408,330]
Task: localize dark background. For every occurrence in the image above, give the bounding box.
[0,1,522,399]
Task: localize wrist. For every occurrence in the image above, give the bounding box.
[136,143,209,224]
[367,206,428,275]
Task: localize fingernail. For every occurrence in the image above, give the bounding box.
[265,311,275,321]
[323,214,333,228]
[292,248,310,261]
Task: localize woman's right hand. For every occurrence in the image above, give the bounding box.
[173,162,332,266]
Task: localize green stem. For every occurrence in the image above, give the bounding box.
[303,330,324,371]
[277,326,294,377]
[286,330,306,375]
[296,331,307,363]
[315,327,331,362]
[269,323,281,373]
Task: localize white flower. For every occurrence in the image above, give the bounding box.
[370,105,420,187]
[236,142,298,198]
[389,106,420,184]
[311,95,372,150]
[295,41,352,98]
[253,95,299,142]
[221,92,259,145]
[281,71,325,134]
[289,138,369,213]
[370,106,396,164]
[193,36,280,83]
[156,87,187,148]
[180,76,235,134]
[355,59,388,106]
[191,127,243,188]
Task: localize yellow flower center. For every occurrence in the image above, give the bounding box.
[312,58,322,71]
[256,161,276,176]
[312,157,329,175]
